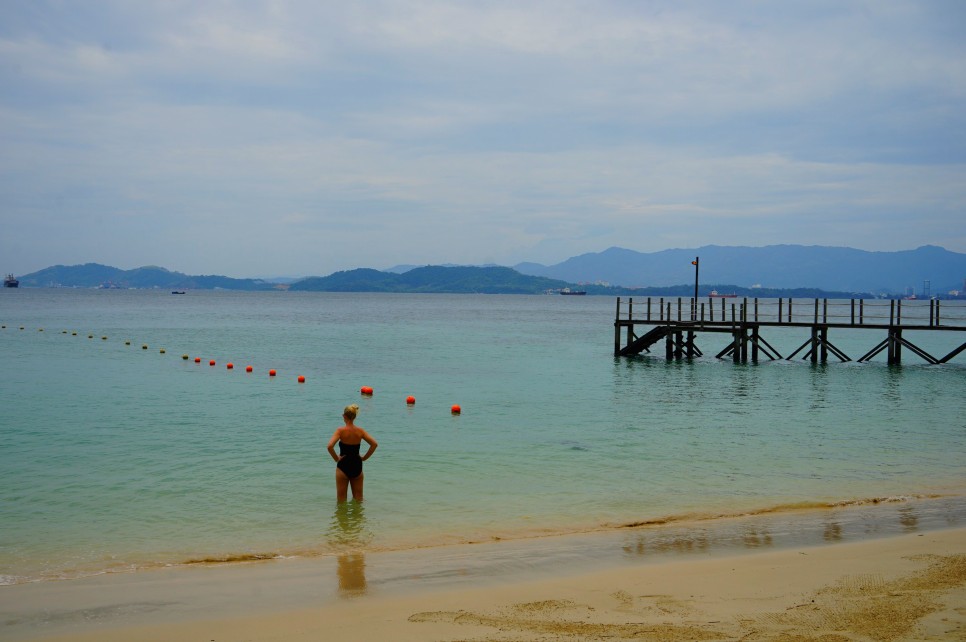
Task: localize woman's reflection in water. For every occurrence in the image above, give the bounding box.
[327,500,371,597]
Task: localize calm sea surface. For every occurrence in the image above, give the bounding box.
[1,289,965,585]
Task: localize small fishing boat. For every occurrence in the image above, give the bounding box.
[4,274,18,288]
[708,290,736,298]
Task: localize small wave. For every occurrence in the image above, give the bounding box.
[1,553,298,585]
[182,552,283,565]
[830,494,940,507]
[612,494,943,530]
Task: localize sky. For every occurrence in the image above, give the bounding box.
[2,1,965,278]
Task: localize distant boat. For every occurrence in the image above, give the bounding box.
[559,288,587,296]
[171,291,186,295]
[708,290,736,298]
[3,274,18,288]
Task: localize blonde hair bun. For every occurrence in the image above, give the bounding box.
[343,404,360,420]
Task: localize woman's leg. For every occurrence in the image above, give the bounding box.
[335,468,350,503]
[349,472,364,501]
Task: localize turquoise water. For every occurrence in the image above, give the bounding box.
[1,289,965,584]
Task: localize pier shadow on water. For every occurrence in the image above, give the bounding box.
[326,501,372,598]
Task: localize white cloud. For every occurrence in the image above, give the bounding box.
[1,0,964,276]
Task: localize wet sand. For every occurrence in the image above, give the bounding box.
[6,527,963,641]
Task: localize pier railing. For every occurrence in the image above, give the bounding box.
[617,297,966,329]
[614,297,966,364]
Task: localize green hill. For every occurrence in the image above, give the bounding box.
[290,265,573,293]
[19,263,277,290]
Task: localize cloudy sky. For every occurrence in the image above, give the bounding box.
[2,1,964,278]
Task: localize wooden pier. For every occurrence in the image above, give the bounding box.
[614,297,966,365]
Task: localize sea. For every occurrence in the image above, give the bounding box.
[2,288,965,589]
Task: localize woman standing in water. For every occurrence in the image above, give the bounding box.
[327,404,378,502]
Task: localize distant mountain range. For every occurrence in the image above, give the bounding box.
[9,244,966,296]
[515,245,966,294]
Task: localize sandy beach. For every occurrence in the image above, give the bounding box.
[5,525,964,641]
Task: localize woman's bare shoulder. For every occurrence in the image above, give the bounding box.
[330,425,350,439]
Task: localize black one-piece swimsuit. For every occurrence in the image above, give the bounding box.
[337,442,363,479]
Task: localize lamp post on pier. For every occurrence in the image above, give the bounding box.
[691,256,699,321]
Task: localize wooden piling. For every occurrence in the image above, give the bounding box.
[614,297,621,356]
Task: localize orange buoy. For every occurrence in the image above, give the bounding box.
[246,365,253,373]
[269,369,277,377]
[451,404,461,415]
[406,395,416,405]
[361,386,373,396]
[209,360,216,366]
[194,357,201,363]
[226,362,234,370]
[298,375,305,383]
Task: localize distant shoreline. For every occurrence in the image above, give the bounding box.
[10,242,966,296]
[2,275,952,299]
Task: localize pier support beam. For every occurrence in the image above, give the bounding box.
[940,341,966,364]
[858,329,943,365]
[888,327,902,365]
[714,325,781,363]
[785,326,851,363]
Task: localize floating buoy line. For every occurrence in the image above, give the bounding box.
[1,323,462,414]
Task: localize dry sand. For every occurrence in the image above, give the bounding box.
[16,527,966,642]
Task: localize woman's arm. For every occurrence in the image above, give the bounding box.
[326,429,343,463]
[360,430,378,461]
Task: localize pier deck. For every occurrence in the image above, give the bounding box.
[614,297,966,365]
